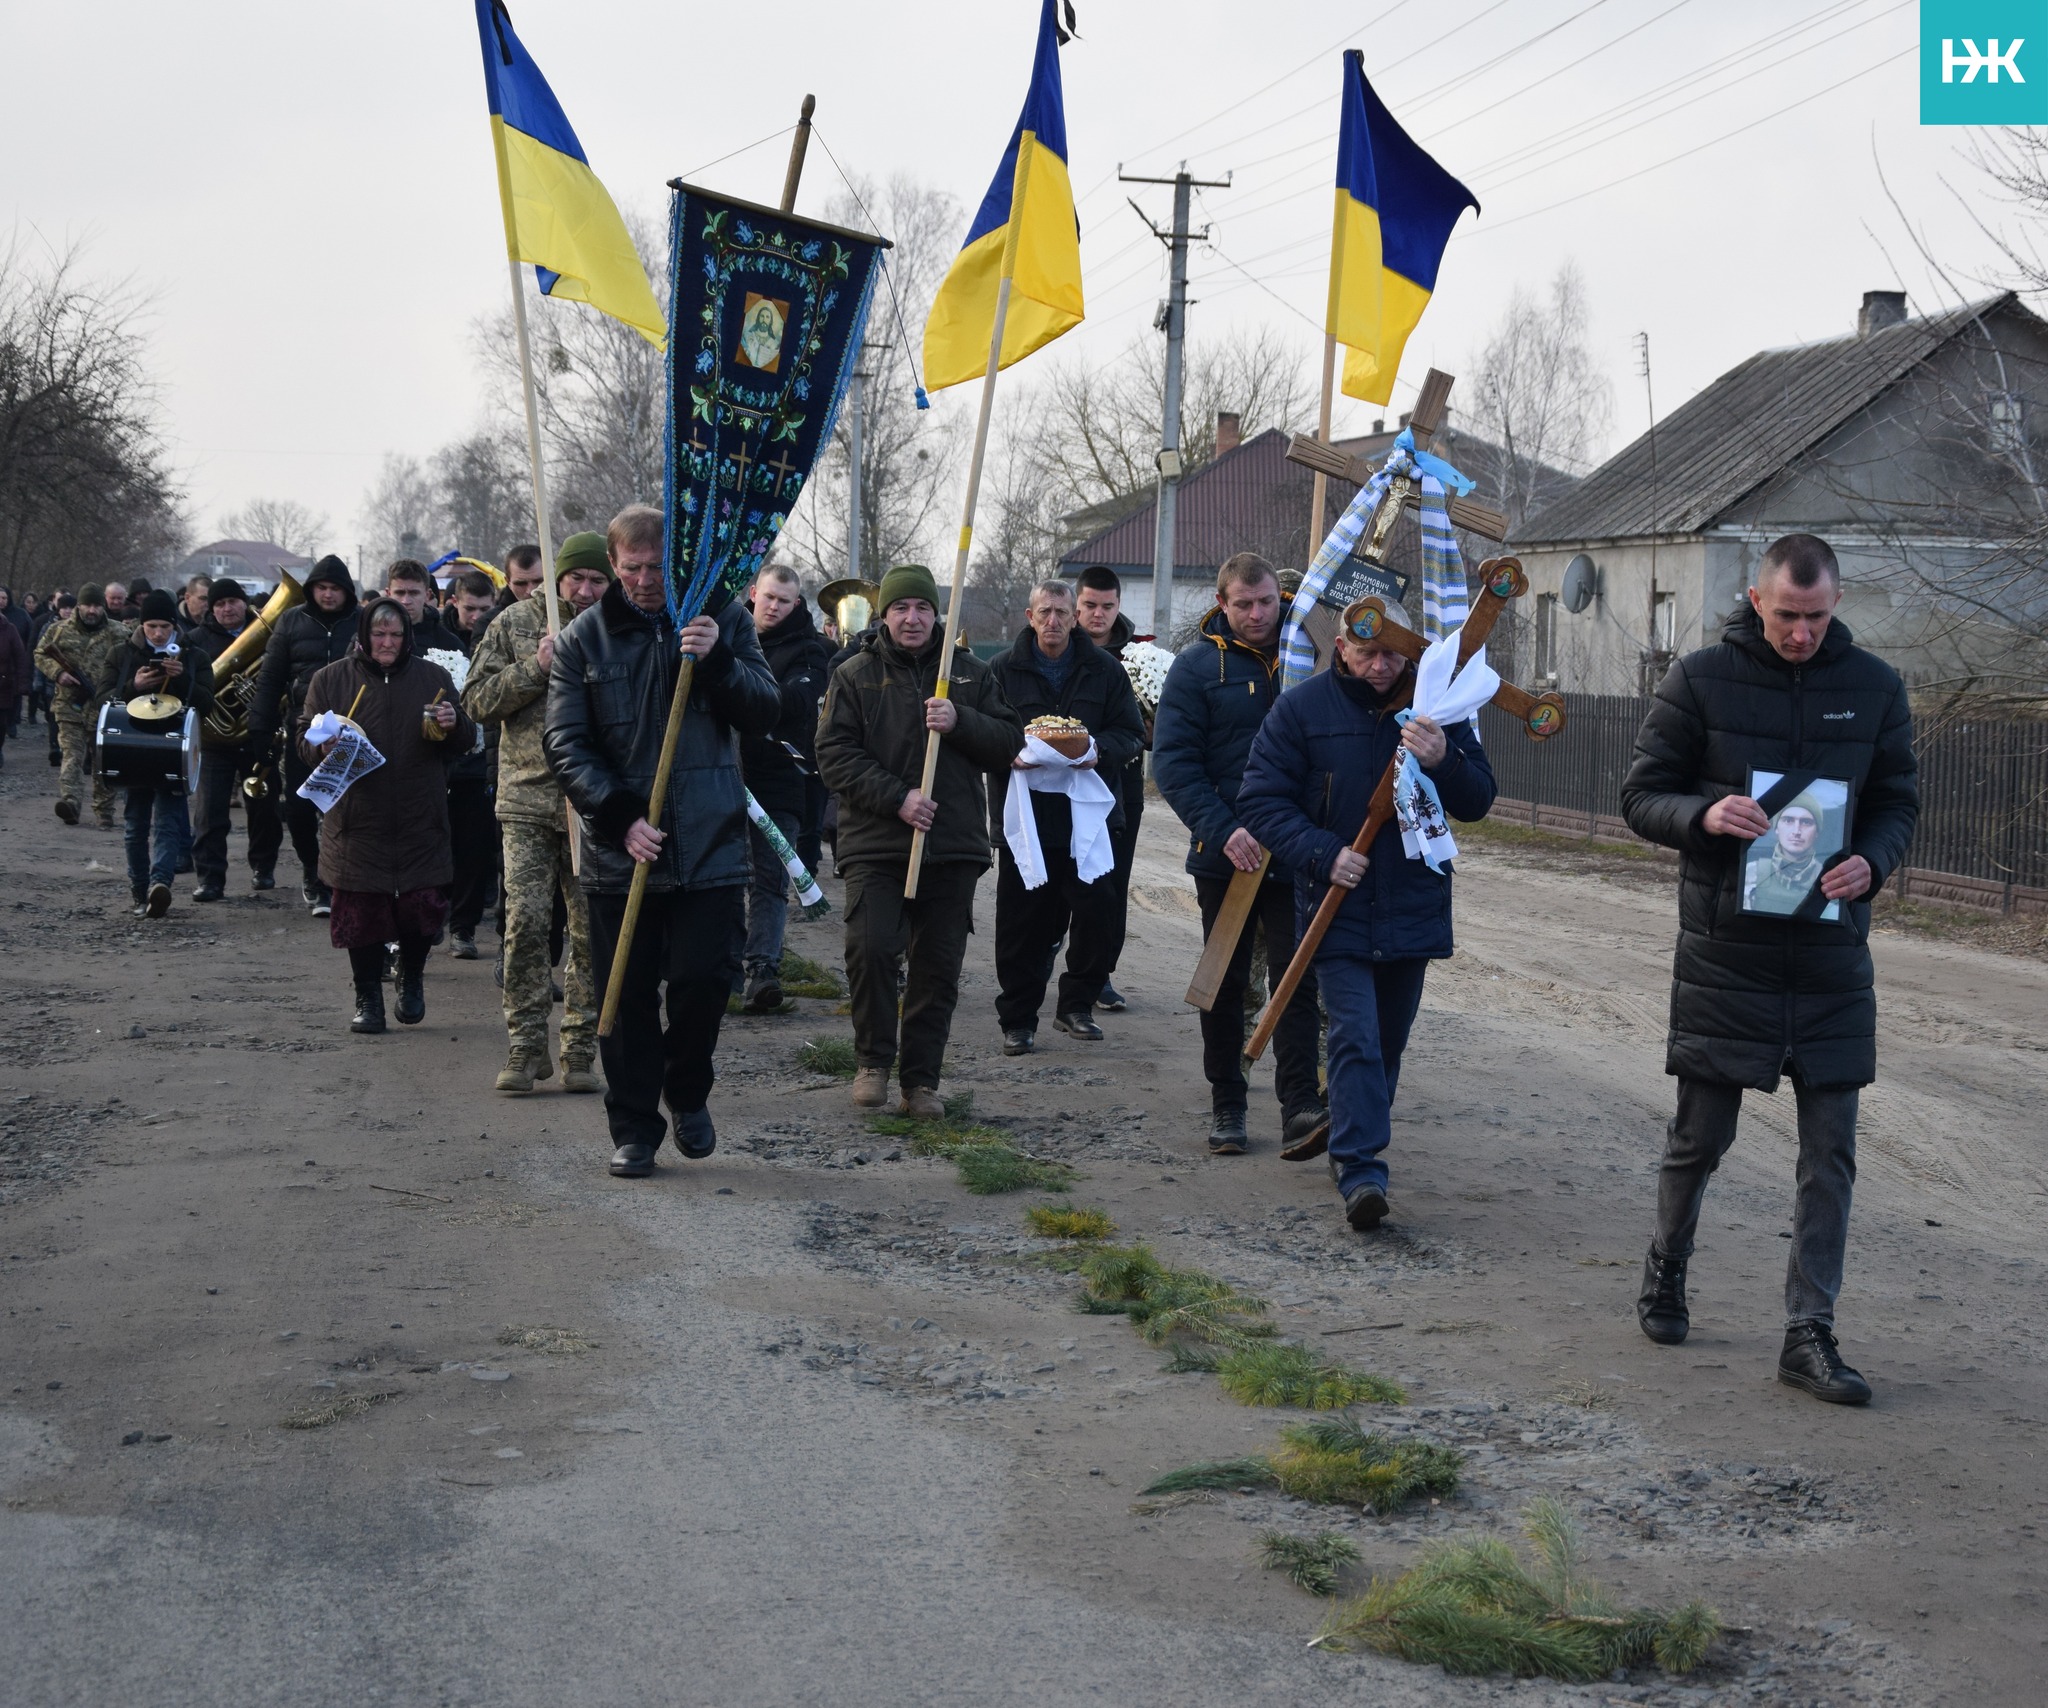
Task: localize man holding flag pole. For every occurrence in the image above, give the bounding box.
[904,0,1086,900]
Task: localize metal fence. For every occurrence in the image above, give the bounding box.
[1479,693,2048,892]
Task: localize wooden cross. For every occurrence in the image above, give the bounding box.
[1241,556,1563,1061]
[765,445,802,497]
[1186,367,1512,1014]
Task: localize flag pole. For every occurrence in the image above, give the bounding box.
[1308,332,1336,550]
[598,97,816,1036]
[903,149,1035,900]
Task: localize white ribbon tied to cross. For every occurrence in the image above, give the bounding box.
[1392,629,1498,872]
[1001,734,1118,890]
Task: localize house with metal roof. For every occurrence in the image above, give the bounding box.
[1516,291,2048,696]
[1057,411,1573,643]
[169,539,311,602]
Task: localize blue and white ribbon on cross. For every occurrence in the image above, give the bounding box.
[1278,426,1475,692]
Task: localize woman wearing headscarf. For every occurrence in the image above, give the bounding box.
[297,596,475,1033]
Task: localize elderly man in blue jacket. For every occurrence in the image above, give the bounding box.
[1239,600,1495,1231]
[1152,553,1329,1157]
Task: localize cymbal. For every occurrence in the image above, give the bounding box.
[126,693,186,723]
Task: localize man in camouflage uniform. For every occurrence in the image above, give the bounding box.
[34,582,128,828]
[464,533,613,1094]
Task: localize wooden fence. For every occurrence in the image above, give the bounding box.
[1478,693,2048,916]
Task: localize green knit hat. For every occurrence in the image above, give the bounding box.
[876,563,939,615]
[555,531,614,581]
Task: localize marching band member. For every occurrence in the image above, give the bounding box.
[109,591,215,918]
[187,578,285,900]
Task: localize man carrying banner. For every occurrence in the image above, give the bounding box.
[816,565,1024,1116]
[466,535,611,1096]
[1152,554,1329,1157]
[543,505,781,1178]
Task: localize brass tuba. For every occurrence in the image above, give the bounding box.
[200,569,305,752]
[817,577,878,645]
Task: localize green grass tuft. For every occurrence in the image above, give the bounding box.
[1259,1529,1362,1597]
[796,1035,859,1079]
[1213,1341,1406,1409]
[1140,1457,1278,1496]
[777,950,846,999]
[1025,1202,1118,1241]
[1314,1497,1723,1681]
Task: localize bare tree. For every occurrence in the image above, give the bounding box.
[432,427,531,562]
[0,235,185,594]
[358,453,439,570]
[966,403,1063,641]
[1019,324,1317,522]
[780,175,965,586]
[218,497,330,555]
[1464,262,1612,533]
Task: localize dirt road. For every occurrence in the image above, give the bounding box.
[3,760,2043,1706]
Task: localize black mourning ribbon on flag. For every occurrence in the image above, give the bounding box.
[1056,4,1080,44]
[1752,769,1855,922]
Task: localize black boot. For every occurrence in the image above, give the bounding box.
[1777,1320,1872,1406]
[348,947,386,1035]
[395,943,427,1025]
[1637,1243,1690,1345]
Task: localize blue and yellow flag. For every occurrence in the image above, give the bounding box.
[1328,50,1477,406]
[474,1,665,347]
[923,0,1084,391]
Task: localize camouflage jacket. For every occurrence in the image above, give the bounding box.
[34,613,132,720]
[463,589,561,823]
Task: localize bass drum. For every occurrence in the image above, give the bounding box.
[95,702,201,794]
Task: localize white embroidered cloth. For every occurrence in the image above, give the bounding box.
[1001,735,1117,890]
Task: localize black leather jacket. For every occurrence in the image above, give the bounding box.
[542,580,780,895]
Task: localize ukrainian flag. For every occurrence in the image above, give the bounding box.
[1328,50,1477,406]
[923,0,1085,391]
[474,1,664,348]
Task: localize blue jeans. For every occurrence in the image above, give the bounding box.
[1318,955,1429,1196]
[742,808,801,980]
[125,787,193,897]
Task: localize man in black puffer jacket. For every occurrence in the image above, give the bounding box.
[1621,532,1918,1407]
[985,580,1146,1052]
[250,554,359,914]
[544,505,780,1178]
[737,564,835,1010]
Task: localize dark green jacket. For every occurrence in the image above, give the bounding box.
[816,630,1023,871]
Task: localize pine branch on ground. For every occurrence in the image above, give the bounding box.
[777,951,845,999]
[796,1036,858,1078]
[1143,1414,1460,1517]
[1259,1529,1362,1597]
[1025,1202,1117,1241]
[1206,1341,1406,1409]
[1140,1457,1279,1495]
[955,1143,1075,1195]
[1075,1244,1271,1346]
[1314,1497,1722,1681]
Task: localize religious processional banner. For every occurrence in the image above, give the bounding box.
[660,183,889,622]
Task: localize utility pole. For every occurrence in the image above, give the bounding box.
[1121,162,1229,644]
[846,364,864,585]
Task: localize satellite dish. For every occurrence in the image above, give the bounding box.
[1561,553,1598,614]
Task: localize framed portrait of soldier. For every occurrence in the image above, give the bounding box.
[1741,769,1853,922]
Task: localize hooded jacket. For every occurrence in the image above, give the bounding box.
[815,627,1024,871]
[251,559,360,745]
[110,631,216,716]
[1239,660,1495,962]
[294,597,474,895]
[741,596,836,818]
[1620,603,1918,1090]
[1151,606,1293,882]
[542,579,782,895]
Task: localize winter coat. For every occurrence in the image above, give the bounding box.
[295,601,475,895]
[984,625,1146,841]
[427,617,489,786]
[1620,604,1918,1090]
[815,628,1024,872]
[110,634,216,716]
[250,573,360,744]
[33,611,131,723]
[1239,663,1495,962]
[741,598,836,817]
[464,589,564,824]
[542,579,782,896]
[1151,606,1294,882]
[0,615,28,704]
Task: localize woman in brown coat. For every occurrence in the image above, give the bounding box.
[297,596,476,1033]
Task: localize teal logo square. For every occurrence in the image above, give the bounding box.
[1922,2,2048,123]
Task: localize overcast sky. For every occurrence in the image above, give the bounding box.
[2,0,2011,557]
